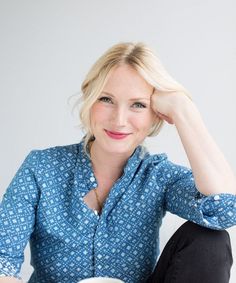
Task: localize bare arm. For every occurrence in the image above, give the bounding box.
[152,91,236,196]
[172,96,236,195]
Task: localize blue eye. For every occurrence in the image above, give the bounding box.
[98,96,112,103]
[132,102,146,108]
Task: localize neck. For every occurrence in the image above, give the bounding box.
[89,140,132,181]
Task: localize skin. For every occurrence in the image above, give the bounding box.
[90,64,159,171]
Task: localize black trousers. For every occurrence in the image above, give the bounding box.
[146,221,233,283]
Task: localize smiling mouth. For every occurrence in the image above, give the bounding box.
[105,130,131,140]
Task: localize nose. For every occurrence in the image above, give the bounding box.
[111,106,127,127]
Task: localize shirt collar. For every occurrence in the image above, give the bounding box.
[76,138,148,186]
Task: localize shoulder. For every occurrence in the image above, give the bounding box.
[36,142,80,159]
[24,142,81,172]
[142,148,192,182]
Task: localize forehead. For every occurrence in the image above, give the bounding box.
[102,64,153,98]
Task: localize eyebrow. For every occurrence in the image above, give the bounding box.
[101,91,151,101]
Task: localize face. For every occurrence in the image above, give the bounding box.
[90,64,159,157]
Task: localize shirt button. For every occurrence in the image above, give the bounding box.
[214,195,220,201]
[90,176,95,182]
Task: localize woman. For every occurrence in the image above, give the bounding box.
[0,42,236,283]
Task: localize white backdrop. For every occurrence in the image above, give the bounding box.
[0,0,236,282]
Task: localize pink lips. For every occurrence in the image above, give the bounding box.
[105,130,131,140]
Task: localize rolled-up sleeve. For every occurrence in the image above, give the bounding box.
[189,192,236,229]
[0,150,40,278]
[163,160,236,230]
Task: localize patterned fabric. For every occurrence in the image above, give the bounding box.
[1,139,236,283]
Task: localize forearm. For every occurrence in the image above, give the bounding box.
[173,97,236,195]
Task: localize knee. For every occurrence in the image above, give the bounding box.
[180,221,230,243]
[178,221,233,265]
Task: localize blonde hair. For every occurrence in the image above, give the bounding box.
[72,41,191,153]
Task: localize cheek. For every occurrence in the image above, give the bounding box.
[91,104,103,121]
[90,105,99,131]
[90,104,111,126]
[130,114,154,132]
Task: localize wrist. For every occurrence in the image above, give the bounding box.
[172,95,198,124]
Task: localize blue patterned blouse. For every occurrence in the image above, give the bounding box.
[1,139,236,283]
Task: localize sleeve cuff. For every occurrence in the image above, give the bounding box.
[190,193,236,230]
[0,257,22,280]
